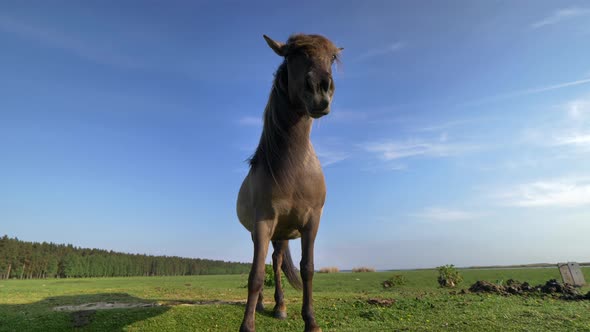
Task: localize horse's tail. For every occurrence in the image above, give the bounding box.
[280,242,302,290]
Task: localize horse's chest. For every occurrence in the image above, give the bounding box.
[271,203,314,240]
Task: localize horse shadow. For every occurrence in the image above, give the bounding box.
[0,292,170,331]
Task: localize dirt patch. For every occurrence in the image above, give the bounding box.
[54,299,245,313]
[54,302,161,312]
[163,299,245,306]
[57,299,246,327]
[367,298,396,307]
[465,279,589,300]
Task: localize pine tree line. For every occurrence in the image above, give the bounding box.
[0,235,250,279]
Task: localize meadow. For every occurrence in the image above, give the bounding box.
[0,267,589,331]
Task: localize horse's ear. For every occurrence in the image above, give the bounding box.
[263,35,286,57]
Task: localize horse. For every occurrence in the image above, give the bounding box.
[237,34,342,332]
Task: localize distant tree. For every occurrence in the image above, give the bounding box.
[0,235,250,279]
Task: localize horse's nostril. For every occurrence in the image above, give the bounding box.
[319,77,331,93]
[305,78,314,92]
[317,98,330,111]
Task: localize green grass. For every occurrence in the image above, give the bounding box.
[0,268,589,331]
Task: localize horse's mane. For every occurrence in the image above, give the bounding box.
[248,62,310,189]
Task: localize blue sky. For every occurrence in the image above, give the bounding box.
[1,1,590,269]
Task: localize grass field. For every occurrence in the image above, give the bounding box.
[1,267,589,331]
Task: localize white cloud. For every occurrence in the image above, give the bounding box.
[363,138,478,161]
[519,95,590,153]
[409,207,484,222]
[566,98,590,119]
[356,42,405,61]
[497,176,590,208]
[553,133,590,147]
[530,7,590,29]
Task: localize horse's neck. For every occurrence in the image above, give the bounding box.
[257,101,318,191]
[269,108,314,164]
[285,115,314,160]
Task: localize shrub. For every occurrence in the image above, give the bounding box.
[352,267,376,273]
[382,274,407,288]
[319,267,340,273]
[437,264,463,288]
[262,264,289,288]
[242,265,285,289]
[264,264,275,287]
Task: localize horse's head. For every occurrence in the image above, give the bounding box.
[264,34,342,119]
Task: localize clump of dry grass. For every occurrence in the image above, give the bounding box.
[352,267,376,273]
[319,267,340,273]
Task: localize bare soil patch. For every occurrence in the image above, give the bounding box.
[57,299,245,328]
[54,302,161,312]
[54,299,245,313]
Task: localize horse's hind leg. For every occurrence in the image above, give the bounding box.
[240,222,271,332]
[256,288,264,312]
[271,240,288,319]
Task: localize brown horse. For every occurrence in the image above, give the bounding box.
[237,34,342,332]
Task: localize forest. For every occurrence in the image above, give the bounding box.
[0,235,250,279]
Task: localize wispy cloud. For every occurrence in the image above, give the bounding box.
[566,97,590,119]
[0,15,143,69]
[330,109,369,122]
[522,78,590,94]
[315,140,351,167]
[523,129,590,151]
[409,207,484,222]
[553,133,590,148]
[316,149,349,167]
[414,119,475,132]
[496,176,590,208]
[237,116,262,127]
[362,137,478,161]
[460,77,590,107]
[361,162,407,172]
[356,42,405,61]
[520,95,590,152]
[531,7,590,29]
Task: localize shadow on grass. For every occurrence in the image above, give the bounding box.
[0,293,170,332]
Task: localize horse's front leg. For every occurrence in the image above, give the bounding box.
[272,240,288,319]
[300,217,321,332]
[240,221,272,332]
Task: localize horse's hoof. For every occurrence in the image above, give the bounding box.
[256,302,265,313]
[304,325,322,332]
[239,322,254,332]
[273,309,287,320]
